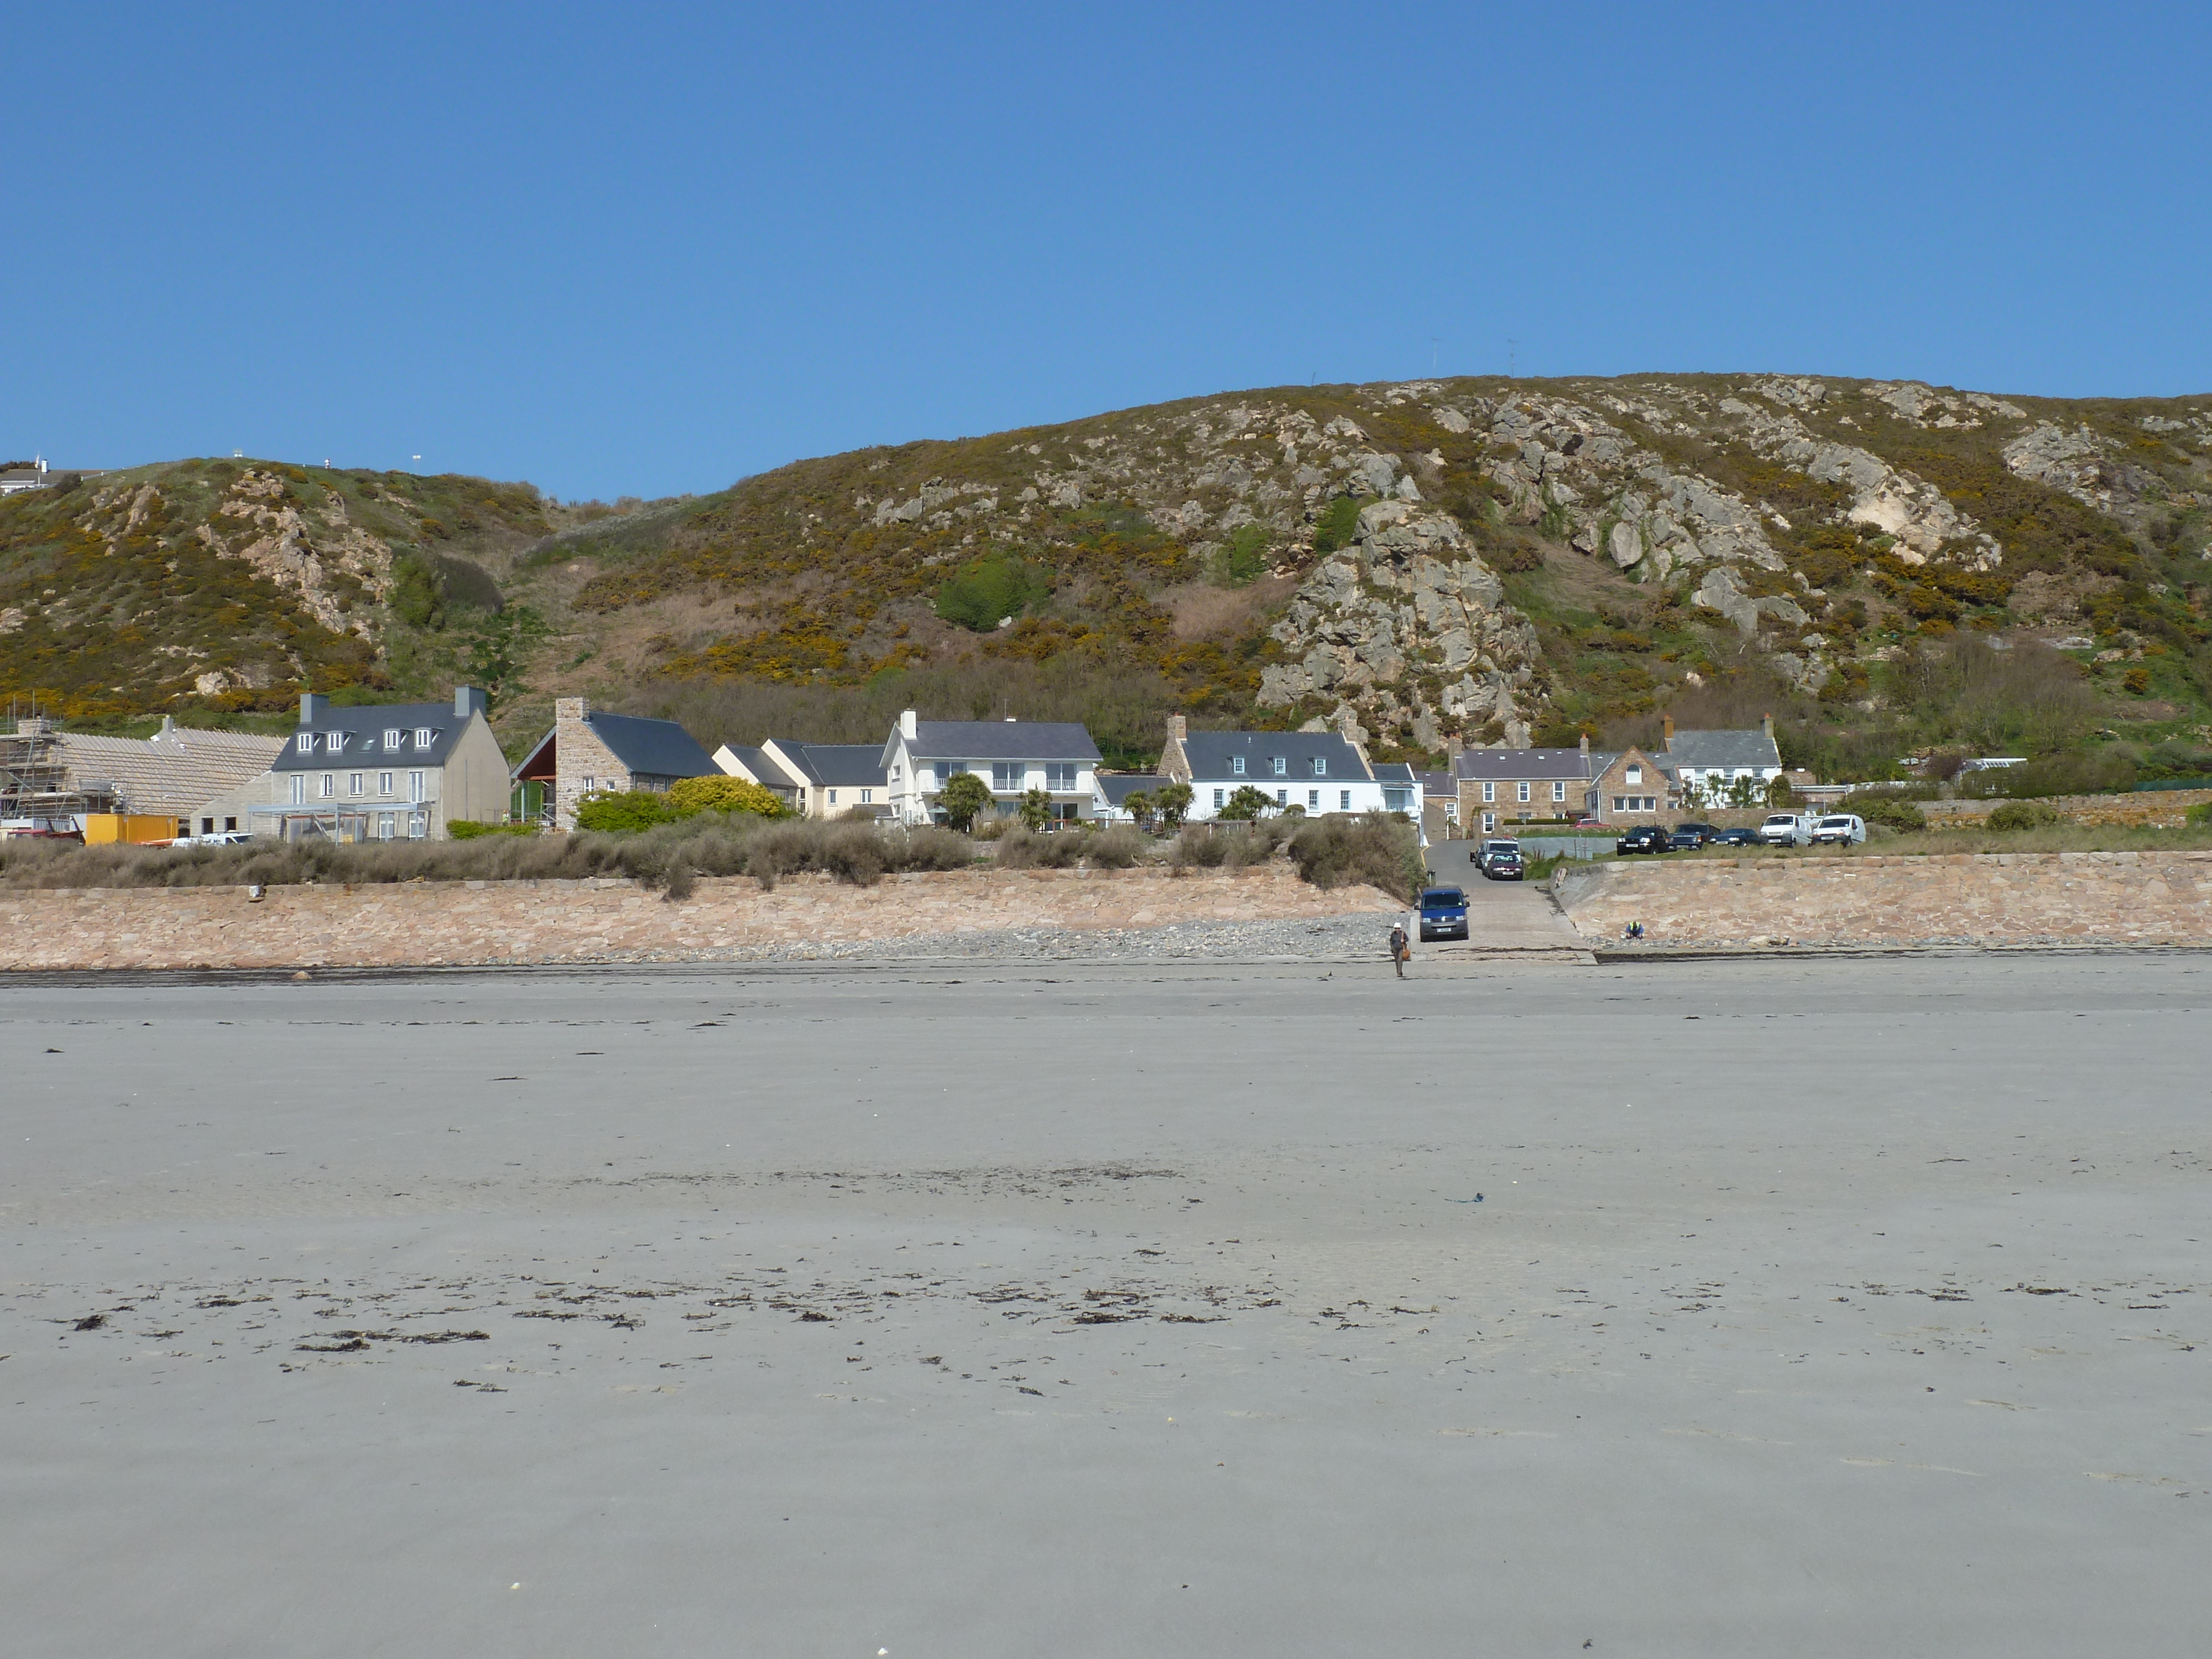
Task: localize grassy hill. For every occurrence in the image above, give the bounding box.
[5,373,2209,782]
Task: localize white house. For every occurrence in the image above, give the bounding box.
[1157,716,1394,820]
[1662,714,1785,807]
[721,739,891,819]
[879,709,1100,826]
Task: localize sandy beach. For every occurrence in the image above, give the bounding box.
[4,954,2208,1656]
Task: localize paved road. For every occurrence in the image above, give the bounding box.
[4,956,2209,1656]
[1423,837,1593,959]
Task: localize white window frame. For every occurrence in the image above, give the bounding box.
[1271,757,1287,777]
[1311,757,1327,776]
[1231,756,1245,776]
[414,727,433,748]
[1553,780,1567,802]
[1340,789,1351,811]
[828,789,838,805]
[348,773,363,796]
[1213,788,1225,808]
[326,732,346,755]
[1482,782,1495,804]
[1307,789,1319,808]
[1045,762,1078,791]
[1516,781,1531,803]
[408,771,425,804]
[1275,787,1287,806]
[1481,811,1496,833]
[289,775,304,805]
[1626,765,1643,785]
[378,771,394,796]
[990,761,1024,792]
[320,773,334,799]
[859,788,873,805]
[295,733,313,753]
[383,728,401,749]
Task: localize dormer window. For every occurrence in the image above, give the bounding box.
[414,728,433,748]
[1311,757,1327,776]
[384,728,401,749]
[1231,756,1245,776]
[326,732,347,755]
[296,733,314,753]
[1271,757,1286,776]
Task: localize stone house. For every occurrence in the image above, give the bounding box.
[1158,715,1392,820]
[249,687,508,841]
[1588,745,1674,821]
[1455,742,1598,834]
[880,709,1100,826]
[510,697,718,829]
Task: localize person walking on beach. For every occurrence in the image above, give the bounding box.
[1388,920,1409,978]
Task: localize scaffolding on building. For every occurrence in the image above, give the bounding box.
[0,715,117,835]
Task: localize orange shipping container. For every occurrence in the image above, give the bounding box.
[82,813,185,845]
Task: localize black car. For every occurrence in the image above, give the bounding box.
[1615,825,1671,855]
[1671,822,1720,846]
[1714,827,1760,847]
[1666,829,1703,852]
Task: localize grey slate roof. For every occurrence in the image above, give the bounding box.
[1664,728,1782,770]
[1417,769,1456,798]
[1178,729,1368,781]
[274,702,469,771]
[716,743,789,788]
[1454,746,1594,782]
[1094,773,1160,806]
[1372,762,1418,785]
[774,743,888,787]
[895,720,1100,763]
[584,712,717,780]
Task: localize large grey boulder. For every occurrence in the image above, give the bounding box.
[1608,521,1643,568]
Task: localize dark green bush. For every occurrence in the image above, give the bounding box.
[935,552,1051,631]
[1214,524,1270,586]
[1840,795,1927,832]
[574,790,681,833]
[1286,813,1423,902]
[1987,800,2063,831]
[446,820,537,839]
[1311,495,1361,555]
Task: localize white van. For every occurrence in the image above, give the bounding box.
[1809,813,1867,846]
[1759,812,1814,847]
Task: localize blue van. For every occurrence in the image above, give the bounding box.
[1418,886,1469,941]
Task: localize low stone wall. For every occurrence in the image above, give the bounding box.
[1921,790,2212,828]
[0,866,1400,973]
[1553,850,2212,948]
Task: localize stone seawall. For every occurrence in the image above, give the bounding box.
[0,867,1401,972]
[1553,850,2212,948]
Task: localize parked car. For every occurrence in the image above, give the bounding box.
[1574,816,1612,829]
[1759,812,1814,847]
[170,831,254,846]
[1418,886,1469,941]
[1477,839,1524,880]
[1714,827,1761,847]
[1615,825,1671,855]
[1809,813,1867,846]
[1671,822,1720,846]
[1667,828,1703,852]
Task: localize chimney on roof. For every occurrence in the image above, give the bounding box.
[1761,711,1775,743]
[1579,732,1590,756]
[455,686,488,718]
[1165,714,1187,743]
[1661,713,1674,749]
[900,708,918,739]
[300,692,328,726]
[1445,735,1464,763]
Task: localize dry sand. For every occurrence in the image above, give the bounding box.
[4,954,2209,1656]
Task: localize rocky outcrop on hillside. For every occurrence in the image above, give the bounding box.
[178,469,395,635]
[1256,498,1542,749]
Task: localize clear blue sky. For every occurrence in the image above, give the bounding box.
[3,2,2204,501]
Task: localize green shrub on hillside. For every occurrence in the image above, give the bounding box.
[936,770,993,831]
[1211,524,1271,586]
[1987,800,2062,831]
[935,552,1052,632]
[1311,495,1361,555]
